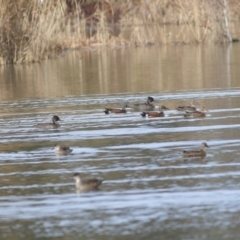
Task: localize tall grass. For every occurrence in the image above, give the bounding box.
[0,0,239,64]
[122,0,240,44]
[0,0,63,64]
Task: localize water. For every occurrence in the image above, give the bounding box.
[1,44,240,240]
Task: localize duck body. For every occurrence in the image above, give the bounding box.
[134,96,155,110]
[73,173,103,192]
[141,111,164,118]
[182,142,209,157]
[184,107,207,118]
[104,108,127,114]
[177,106,197,112]
[104,103,130,114]
[55,145,73,155]
[36,115,61,128]
[177,101,198,111]
[157,105,170,111]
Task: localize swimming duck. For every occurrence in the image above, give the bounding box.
[73,173,103,192]
[104,103,130,114]
[55,145,73,155]
[177,101,198,111]
[182,142,209,157]
[155,105,170,111]
[184,107,208,118]
[36,115,61,128]
[141,111,164,118]
[134,96,155,110]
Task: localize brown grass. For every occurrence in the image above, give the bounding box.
[0,0,240,64]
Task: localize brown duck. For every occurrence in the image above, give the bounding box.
[73,173,103,192]
[55,145,73,155]
[104,103,130,114]
[141,111,164,118]
[177,101,198,111]
[157,105,170,110]
[182,142,209,157]
[184,107,208,118]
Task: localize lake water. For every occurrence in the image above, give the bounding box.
[1,44,240,240]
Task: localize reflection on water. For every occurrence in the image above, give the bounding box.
[0,44,240,100]
[1,45,240,240]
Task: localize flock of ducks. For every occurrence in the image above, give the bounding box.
[36,115,102,192]
[35,96,209,192]
[104,97,208,118]
[103,96,210,159]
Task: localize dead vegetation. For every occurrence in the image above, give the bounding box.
[0,0,239,64]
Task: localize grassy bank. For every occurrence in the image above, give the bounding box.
[0,0,239,64]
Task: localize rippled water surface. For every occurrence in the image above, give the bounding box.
[1,45,240,240]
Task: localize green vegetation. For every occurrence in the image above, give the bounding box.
[0,0,239,64]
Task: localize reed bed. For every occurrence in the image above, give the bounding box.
[0,0,240,64]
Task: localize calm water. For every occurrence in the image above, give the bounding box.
[1,44,240,240]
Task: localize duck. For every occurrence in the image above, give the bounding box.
[155,105,170,111]
[104,103,130,114]
[141,111,164,118]
[36,115,61,128]
[177,101,199,111]
[182,142,209,157]
[55,145,73,155]
[184,107,208,118]
[134,96,155,110]
[73,173,103,192]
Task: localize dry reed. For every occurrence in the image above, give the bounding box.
[0,0,239,64]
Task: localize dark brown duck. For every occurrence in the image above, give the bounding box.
[36,115,61,129]
[104,103,130,114]
[182,142,209,157]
